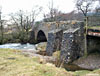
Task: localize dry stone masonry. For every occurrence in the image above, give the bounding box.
[31,20,100,64]
[31,15,100,65]
[46,21,85,63]
[46,29,63,56]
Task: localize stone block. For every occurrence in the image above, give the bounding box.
[60,27,85,63]
[46,29,63,56]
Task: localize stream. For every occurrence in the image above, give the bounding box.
[0,43,36,51]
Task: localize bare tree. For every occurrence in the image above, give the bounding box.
[10,13,20,30]
[75,0,95,56]
[95,0,100,12]
[48,0,54,21]
[43,0,62,22]
[31,6,42,25]
[0,6,4,44]
[9,7,42,43]
[10,10,29,30]
[76,0,95,17]
[9,10,30,43]
[10,6,42,30]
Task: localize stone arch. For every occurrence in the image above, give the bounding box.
[37,30,47,43]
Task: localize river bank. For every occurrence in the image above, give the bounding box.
[0,48,100,76]
[0,42,100,76]
[0,48,73,76]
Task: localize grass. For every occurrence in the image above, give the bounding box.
[0,48,100,76]
[73,69,100,76]
[73,70,91,76]
[87,26,100,30]
[0,48,72,76]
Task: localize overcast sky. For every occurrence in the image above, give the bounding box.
[0,0,75,21]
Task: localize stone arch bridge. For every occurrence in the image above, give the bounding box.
[31,21,81,43]
[30,21,100,64]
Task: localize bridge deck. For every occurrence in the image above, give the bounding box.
[88,31,100,37]
[87,27,100,37]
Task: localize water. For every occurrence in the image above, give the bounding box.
[0,43,36,51]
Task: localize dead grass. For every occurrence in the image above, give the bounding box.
[73,69,100,76]
[0,48,72,76]
[0,48,100,76]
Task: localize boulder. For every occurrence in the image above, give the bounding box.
[64,53,100,71]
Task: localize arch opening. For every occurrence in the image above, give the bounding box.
[87,35,100,54]
[37,30,47,43]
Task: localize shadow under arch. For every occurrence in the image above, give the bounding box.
[37,30,47,43]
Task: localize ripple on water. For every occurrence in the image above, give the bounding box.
[0,43,36,51]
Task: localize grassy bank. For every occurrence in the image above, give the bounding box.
[73,69,100,76]
[0,49,72,76]
[0,48,100,76]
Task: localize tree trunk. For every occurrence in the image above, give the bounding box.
[84,17,88,56]
[0,11,3,44]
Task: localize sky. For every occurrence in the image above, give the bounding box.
[0,0,75,21]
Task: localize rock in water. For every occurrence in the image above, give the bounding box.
[35,42,47,55]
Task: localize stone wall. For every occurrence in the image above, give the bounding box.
[46,29,63,56]
[60,28,84,63]
[46,22,85,63]
[60,22,85,63]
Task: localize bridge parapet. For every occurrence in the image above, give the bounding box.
[32,21,84,42]
[33,21,83,32]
